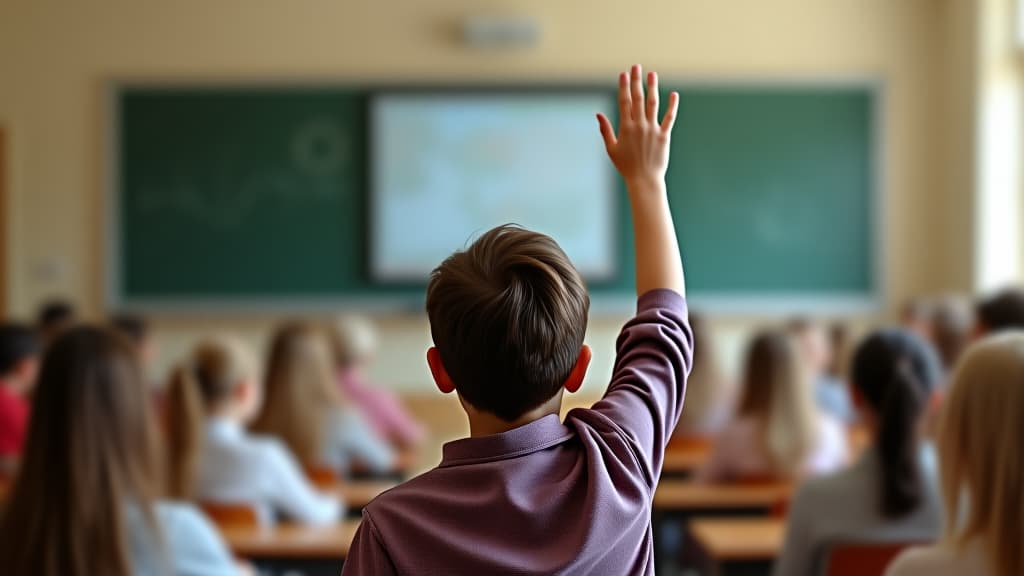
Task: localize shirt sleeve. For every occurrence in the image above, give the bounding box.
[376,389,426,446]
[586,289,693,486]
[336,409,396,475]
[341,511,399,576]
[164,505,239,576]
[772,484,816,576]
[263,440,344,525]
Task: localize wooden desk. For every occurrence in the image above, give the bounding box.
[221,520,361,559]
[336,480,396,509]
[654,481,792,512]
[222,520,361,576]
[689,518,785,576]
[662,444,710,476]
[690,518,785,561]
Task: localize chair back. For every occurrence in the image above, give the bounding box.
[823,541,921,576]
[200,501,260,528]
[305,464,340,490]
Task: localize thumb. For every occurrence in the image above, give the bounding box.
[597,113,617,152]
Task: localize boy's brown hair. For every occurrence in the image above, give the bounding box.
[426,225,589,422]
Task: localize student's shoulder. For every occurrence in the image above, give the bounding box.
[885,544,970,576]
[244,432,298,462]
[152,500,223,540]
[361,467,444,520]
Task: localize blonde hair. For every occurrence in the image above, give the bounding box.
[938,333,1024,576]
[330,315,378,369]
[165,336,256,499]
[737,330,820,477]
[251,322,340,464]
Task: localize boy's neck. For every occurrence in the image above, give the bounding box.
[462,393,564,437]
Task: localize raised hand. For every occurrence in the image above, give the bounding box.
[597,64,679,188]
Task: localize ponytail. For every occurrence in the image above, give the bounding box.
[852,330,941,519]
[164,364,204,500]
[877,360,926,517]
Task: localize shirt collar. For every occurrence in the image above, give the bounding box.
[206,417,244,440]
[440,414,575,467]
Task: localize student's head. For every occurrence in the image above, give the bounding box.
[929,296,972,372]
[900,298,933,337]
[165,336,258,499]
[851,330,942,519]
[251,322,339,464]
[425,225,591,423]
[787,318,832,377]
[0,326,161,576]
[939,334,1024,576]
[737,330,817,476]
[677,313,728,433]
[974,288,1024,335]
[36,298,76,345]
[330,315,378,371]
[0,323,41,394]
[110,313,156,368]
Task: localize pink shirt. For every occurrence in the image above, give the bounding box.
[0,384,29,457]
[337,369,425,446]
[342,290,693,576]
[698,414,848,482]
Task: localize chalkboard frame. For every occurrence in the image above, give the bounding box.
[104,77,885,316]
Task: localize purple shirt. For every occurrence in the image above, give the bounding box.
[342,290,692,575]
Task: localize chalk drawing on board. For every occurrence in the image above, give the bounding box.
[133,119,348,230]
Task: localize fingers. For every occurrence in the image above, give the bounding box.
[646,71,659,123]
[661,91,679,134]
[617,72,631,122]
[629,64,644,121]
[596,113,617,151]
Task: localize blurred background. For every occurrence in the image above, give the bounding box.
[0,1,1022,575]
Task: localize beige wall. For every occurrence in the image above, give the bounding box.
[0,0,953,391]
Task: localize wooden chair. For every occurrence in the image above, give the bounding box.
[200,501,260,528]
[823,541,921,576]
[305,464,340,490]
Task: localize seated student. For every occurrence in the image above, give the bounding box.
[673,313,735,437]
[790,318,856,423]
[699,330,847,482]
[252,322,395,478]
[0,326,242,575]
[0,323,40,471]
[342,66,692,575]
[165,336,341,525]
[886,334,1024,576]
[110,314,157,372]
[974,287,1024,334]
[330,315,426,449]
[928,296,972,373]
[773,330,944,576]
[35,298,76,347]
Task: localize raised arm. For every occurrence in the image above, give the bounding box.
[597,64,685,297]
[583,66,692,489]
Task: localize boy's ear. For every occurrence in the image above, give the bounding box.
[427,347,456,394]
[563,345,592,394]
[850,383,865,409]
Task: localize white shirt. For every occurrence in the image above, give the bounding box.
[320,407,396,476]
[698,414,847,482]
[773,445,943,576]
[197,418,343,525]
[127,501,237,576]
[885,541,990,576]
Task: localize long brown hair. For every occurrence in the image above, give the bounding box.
[165,336,255,499]
[251,322,340,464]
[0,326,162,576]
[736,330,819,476]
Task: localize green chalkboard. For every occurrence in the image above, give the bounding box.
[113,84,875,308]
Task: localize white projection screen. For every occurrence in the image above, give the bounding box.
[369,92,617,283]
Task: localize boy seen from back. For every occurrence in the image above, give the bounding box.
[342,66,692,575]
[0,323,41,472]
